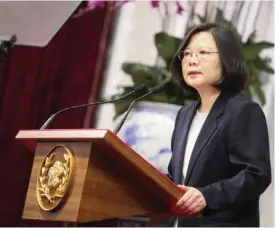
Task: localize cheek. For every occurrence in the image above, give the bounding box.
[203,62,222,81]
[182,64,189,79]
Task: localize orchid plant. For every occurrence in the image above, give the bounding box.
[74,0,184,18]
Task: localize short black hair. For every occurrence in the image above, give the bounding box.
[171,22,248,94]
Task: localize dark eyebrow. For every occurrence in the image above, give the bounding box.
[200,47,214,50]
[185,47,215,51]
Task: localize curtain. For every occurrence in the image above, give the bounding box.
[0,2,112,225]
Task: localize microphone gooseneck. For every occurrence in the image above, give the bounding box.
[40,84,147,130]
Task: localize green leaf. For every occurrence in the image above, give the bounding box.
[113,98,132,119]
[251,82,266,105]
[252,41,273,48]
[253,57,274,74]
[241,87,251,97]
[215,9,236,31]
[246,31,257,45]
[249,65,266,105]
[184,99,195,106]
[195,13,207,23]
[244,42,274,60]
[154,32,182,66]
[149,92,170,103]
[122,63,165,86]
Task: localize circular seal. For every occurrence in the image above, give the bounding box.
[36,145,75,211]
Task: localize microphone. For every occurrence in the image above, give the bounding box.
[113,83,166,134]
[40,84,147,130]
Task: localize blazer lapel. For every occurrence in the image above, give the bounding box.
[184,91,232,184]
[174,101,199,184]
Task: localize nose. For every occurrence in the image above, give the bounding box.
[188,55,199,66]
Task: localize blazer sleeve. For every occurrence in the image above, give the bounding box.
[198,102,272,210]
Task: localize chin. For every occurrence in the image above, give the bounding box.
[186,79,205,89]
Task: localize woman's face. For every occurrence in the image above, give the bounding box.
[181,31,223,92]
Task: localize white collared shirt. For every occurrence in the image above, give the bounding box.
[182,110,209,182]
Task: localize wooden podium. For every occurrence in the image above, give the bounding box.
[16,129,184,225]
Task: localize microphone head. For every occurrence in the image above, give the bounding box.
[151,84,166,94]
[134,84,147,92]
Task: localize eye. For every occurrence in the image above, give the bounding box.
[183,51,191,57]
[199,50,209,55]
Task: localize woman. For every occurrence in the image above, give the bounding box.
[167,23,271,227]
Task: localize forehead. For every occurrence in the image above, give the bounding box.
[186,31,217,49]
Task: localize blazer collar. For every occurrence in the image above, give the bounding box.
[183,91,233,184]
[174,101,199,184]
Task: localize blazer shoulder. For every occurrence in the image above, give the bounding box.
[227,93,263,111]
[225,94,266,125]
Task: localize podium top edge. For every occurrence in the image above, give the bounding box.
[15,129,112,140]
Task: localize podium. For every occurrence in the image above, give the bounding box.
[16,129,184,225]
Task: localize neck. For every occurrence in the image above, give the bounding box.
[197,87,221,113]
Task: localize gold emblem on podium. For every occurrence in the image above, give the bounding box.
[36,145,75,211]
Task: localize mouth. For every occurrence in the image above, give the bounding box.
[188,71,201,77]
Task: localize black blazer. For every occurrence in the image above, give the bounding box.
[168,91,271,227]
